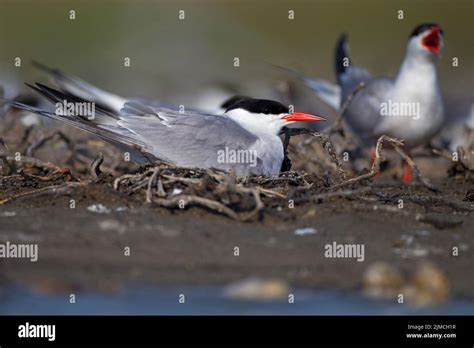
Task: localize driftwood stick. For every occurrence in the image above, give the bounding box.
[152,194,240,220]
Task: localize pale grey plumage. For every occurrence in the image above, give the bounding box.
[2,97,282,175]
[115,102,264,174]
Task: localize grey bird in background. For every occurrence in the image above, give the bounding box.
[444,103,474,152]
[335,23,444,150]
[3,84,325,176]
[281,23,445,151]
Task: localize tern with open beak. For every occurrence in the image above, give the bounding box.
[280,23,445,181]
[334,23,444,148]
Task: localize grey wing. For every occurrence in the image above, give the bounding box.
[274,65,341,110]
[335,34,373,104]
[344,78,394,142]
[33,62,205,115]
[302,77,341,110]
[118,102,259,171]
[339,66,372,103]
[33,61,127,114]
[128,98,205,113]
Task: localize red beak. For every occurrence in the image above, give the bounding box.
[282,112,326,123]
[422,26,442,56]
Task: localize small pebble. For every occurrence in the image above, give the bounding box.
[224,278,290,301]
[87,204,111,214]
[363,262,405,298]
[98,220,126,234]
[405,263,450,307]
[294,227,317,236]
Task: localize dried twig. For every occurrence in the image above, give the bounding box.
[161,174,202,185]
[2,155,77,181]
[89,153,104,179]
[281,128,347,182]
[235,187,264,221]
[18,125,34,153]
[430,145,453,161]
[323,82,365,135]
[252,187,286,198]
[456,146,474,171]
[331,135,436,191]
[392,145,437,191]
[113,163,272,221]
[330,135,399,189]
[146,167,160,203]
[26,131,75,158]
[152,194,240,220]
[151,187,265,222]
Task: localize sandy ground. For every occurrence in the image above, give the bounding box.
[0,177,472,299]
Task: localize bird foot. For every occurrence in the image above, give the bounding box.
[402,164,412,183]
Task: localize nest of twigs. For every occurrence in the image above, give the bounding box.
[114,164,285,221]
[1,83,473,221]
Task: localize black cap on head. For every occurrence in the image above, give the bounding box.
[410,23,443,37]
[224,97,289,115]
[220,95,248,110]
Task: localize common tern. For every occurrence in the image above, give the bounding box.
[3,84,325,176]
[335,23,444,150]
[280,23,445,181]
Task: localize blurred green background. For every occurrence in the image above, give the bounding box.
[0,0,472,115]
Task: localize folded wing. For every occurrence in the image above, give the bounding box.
[117,102,260,170]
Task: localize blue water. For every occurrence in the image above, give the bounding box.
[1,285,473,315]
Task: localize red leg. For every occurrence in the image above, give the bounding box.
[402,163,412,183]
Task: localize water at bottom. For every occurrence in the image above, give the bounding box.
[1,284,473,315]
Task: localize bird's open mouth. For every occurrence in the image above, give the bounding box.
[422,27,441,56]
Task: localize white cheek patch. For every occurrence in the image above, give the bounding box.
[226,110,288,136]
